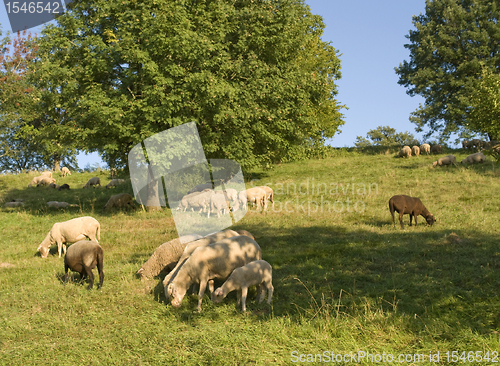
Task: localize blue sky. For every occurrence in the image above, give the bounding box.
[0,0,429,168]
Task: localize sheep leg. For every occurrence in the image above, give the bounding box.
[409,214,413,226]
[240,286,248,312]
[56,239,63,258]
[256,283,264,302]
[83,265,95,290]
[414,214,418,226]
[267,284,274,304]
[399,212,405,229]
[208,280,215,301]
[197,280,209,312]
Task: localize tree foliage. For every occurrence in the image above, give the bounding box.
[354,126,419,148]
[35,0,345,169]
[395,0,500,140]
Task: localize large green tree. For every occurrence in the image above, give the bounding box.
[395,0,500,141]
[35,0,344,169]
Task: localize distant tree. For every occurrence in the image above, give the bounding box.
[355,126,419,148]
[395,0,500,141]
[34,0,345,169]
[468,68,500,141]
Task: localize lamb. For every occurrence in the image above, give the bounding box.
[411,146,420,157]
[213,260,273,312]
[37,216,101,258]
[58,183,70,191]
[83,177,101,189]
[105,179,125,189]
[168,235,262,311]
[64,240,104,290]
[163,229,241,297]
[36,176,56,187]
[136,234,203,280]
[61,167,71,177]
[420,143,431,155]
[398,146,412,158]
[431,144,442,154]
[388,195,435,229]
[4,201,24,208]
[28,175,44,187]
[259,186,274,208]
[210,193,229,218]
[103,193,134,211]
[245,187,268,210]
[432,154,456,167]
[177,189,215,216]
[461,152,486,164]
[48,183,60,189]
[47,201,78,209]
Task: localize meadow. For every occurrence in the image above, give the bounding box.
[1,148,500,365]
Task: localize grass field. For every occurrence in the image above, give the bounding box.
[1,148,500,365]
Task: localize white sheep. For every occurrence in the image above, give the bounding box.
[245,187,268,210]
[136,234,203,280]
[213,260,273,312]
[411,146,420,157]
[168,235,262,311]
[103,193,135,211]
[83,177,101,189]
[420,143,431,155]
[432,154,457,167]
[210,193,229,218]
[163,229,241,298]
[105,179,125,189]
[399,146,412,158]
[47,201,78,209]
[37,216,101,258]
[41,171,53,178]
[257,186,274,208]
[64,240,104,290]
[28,176,43,187]
[177,189,215,216]
[61,167,71,177]
[238,190,248,210]
[461,152,486,164]
[4,201,24,208]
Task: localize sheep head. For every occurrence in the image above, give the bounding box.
[168,283,187,308]
[426,214,436,226]
[37,232,53,258]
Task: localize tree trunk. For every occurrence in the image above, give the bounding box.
[53,153,61,172]
[146,164,162,212]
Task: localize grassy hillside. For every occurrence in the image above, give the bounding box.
[1,149,500,365]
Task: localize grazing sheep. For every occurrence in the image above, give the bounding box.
[105,179,125,189]
[163,229,241,298]
[432,155,456,167]
[215,188,240,211]
[47,201,78,209]
[61,167,71,177]
[461,152,486,164]
[83,177,101,189]
[210,193,229,218]
[136,234,203,280]
[411,146,420,157]
[238,190,248,210]
[187,182,213,194]
[420,143,431,155]
[168,235,262,311]
[28,176,44,187]
[64,240,104,290]
[245,187,268,210]
[430,144,442,154]
[58,183,70,191]
[103,193,134,211]
[37,216,101,258]
[177,190,215,216]
[388,195,435,229]
[213,260,273,312]
[36,176,56,187]
[4,201,24,208]
[398,146,412,158]
[258,186,274,208]
[48,183,61,189]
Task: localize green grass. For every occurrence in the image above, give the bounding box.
[1,150,500,365]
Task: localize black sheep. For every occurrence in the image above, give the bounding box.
[64,240,104,290]
[58,183,70,191]
[388,195,435,229]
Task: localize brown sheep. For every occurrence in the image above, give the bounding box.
[64,240,104,290]
[430,144,442,154]
[388,195,435,229]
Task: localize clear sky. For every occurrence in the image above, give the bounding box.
[0,0,429,168]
